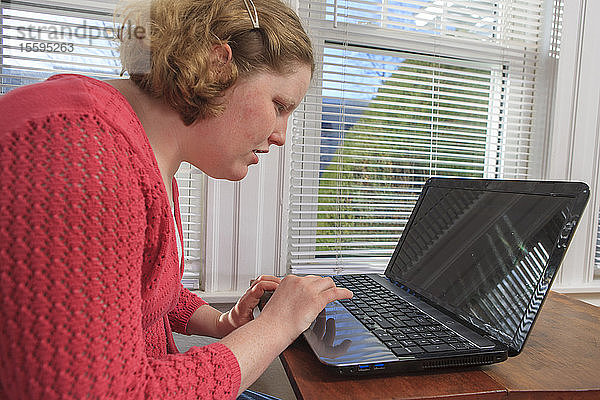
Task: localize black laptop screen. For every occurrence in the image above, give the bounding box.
[386,185,575,347]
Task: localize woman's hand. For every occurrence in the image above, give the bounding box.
[218,274,352,395]
[217,275,281,336]
[256,274,353,343]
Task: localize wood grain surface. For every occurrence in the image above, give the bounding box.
[483,291,600,399]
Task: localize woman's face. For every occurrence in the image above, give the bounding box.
[185,65,312,181]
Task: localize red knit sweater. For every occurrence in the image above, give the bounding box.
[0,75,241,399]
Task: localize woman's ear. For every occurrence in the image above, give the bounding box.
[212,43,232,66]
[209,43,234,84]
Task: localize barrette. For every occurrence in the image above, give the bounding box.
[243,0,260,29]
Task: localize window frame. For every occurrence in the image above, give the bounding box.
[547,0,600,299]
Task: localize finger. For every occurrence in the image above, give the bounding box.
[249,275,282,289]
[257,275,282,284]
[320,287,353,308]
[245,281,279,306]
[236,281,280,317]
[251,280,279,295]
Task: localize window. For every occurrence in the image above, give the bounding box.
[0,1,121,92]
[0,0,205,289]
[290,0,560,275]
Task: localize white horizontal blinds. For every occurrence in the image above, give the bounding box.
[0,1,122,93]
[290,0,551,275]
[175,163,206,290]
[549,0,563,59]
[0,1,205,289]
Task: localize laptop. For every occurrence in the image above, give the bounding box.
[297,178,589,375]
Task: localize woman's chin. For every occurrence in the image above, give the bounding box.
[223,167,249,182]
[199,164,249,182]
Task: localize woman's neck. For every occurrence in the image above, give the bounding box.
[107,79,184,205]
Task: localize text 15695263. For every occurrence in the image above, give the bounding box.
[20,42,74,53]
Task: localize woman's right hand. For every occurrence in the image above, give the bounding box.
[218,274,352,395]
[256,274,353,343]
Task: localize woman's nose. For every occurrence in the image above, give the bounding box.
[268,120,287,146]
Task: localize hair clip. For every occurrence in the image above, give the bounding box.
[243,0,260,29]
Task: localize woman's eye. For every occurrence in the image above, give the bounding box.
[275,102,286,114]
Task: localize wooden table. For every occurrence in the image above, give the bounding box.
[280,292,600,399]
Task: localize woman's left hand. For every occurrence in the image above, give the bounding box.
[217,275,281,335]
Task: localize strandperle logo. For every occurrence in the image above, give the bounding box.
[16,20,147,41]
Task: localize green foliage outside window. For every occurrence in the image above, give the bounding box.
[316,59,493,254]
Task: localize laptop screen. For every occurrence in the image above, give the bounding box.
[386,179,587,353]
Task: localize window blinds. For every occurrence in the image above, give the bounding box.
[0,0,205,288]
[0,1,121,89]
[175,163,205,289]
[290,0,558,275]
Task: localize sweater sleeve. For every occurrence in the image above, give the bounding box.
[169,286,208,335]
[0,112,241,399]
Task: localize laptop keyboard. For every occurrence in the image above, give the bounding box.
[332,274,477,356]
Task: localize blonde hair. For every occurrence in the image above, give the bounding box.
[117,0,314,125]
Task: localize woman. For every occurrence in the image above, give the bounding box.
[0,0,351,398]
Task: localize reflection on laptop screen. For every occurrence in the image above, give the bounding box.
[387,186,573,344]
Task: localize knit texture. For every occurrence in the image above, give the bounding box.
[0,74,241,399]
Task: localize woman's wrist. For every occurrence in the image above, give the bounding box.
[216,311,236,337]
[253,309,301,346]
[187,304,227,338]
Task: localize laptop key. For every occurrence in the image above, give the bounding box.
[389,333,408,341]
[365,321,379,329]
[423,344,454,353]
[373,329,393,342]
[386,317,405,328]
[452,343,473,350]
[391,346,424,356]
[373,316,394,329]
[384,340,401,348]
[387,327,405,335]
